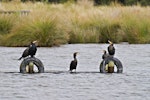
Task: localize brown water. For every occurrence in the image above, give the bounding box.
[0,44,149,100]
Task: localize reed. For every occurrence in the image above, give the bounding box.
[121,6,150,43]
[0,2,149,46]
[1,16,69,47]
[0,15,15,35]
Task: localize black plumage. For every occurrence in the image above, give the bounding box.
[18,41,38,60]
[108,40,115,55]
[102,50,109,59]
[28,41,37,57]
[69,52,78,72]
[18,47,29,60]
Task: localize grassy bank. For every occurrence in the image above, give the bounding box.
[0,1,149,46]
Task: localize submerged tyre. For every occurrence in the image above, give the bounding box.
[20,57,44,73]
[100,56,123,73]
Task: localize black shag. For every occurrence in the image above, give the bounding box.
[18,40,38,60]
[102,50,109,59]
[28,41,38,57]
[69,52,78,72]
[108,40,115,55]
[18,47,29,60]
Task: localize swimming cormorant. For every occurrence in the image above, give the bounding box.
[108,40,115,55]
[102,50,109,59]
[18,40,38,60]
[69,52,78,72]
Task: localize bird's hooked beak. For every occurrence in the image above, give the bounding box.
[108,40,113,44]
[74,52,79,56]
[33,40,39,45]
[33,40,38,44]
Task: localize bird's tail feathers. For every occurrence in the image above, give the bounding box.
[18,57,22,60]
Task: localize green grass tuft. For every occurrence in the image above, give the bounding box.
[0,2,149,46]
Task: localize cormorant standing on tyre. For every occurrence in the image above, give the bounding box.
[18,40,38,60]
[69,52,78,72]
[102,50,109,59]
[28,41,38,57]
[108,40,115,56]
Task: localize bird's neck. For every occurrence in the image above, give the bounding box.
[74,56,77,61]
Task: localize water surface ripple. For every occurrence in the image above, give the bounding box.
[0,44,149,100]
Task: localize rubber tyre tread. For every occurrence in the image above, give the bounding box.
[100,57,123,73]
[20,57,44,73]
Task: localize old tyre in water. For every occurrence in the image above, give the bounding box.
[20,57,44,73]
[100,56,123,73]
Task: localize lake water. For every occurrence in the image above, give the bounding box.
[0,44,149,100]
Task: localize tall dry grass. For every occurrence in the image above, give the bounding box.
[0,1,149,46]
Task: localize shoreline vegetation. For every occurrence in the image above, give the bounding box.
[0,1,150,47]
